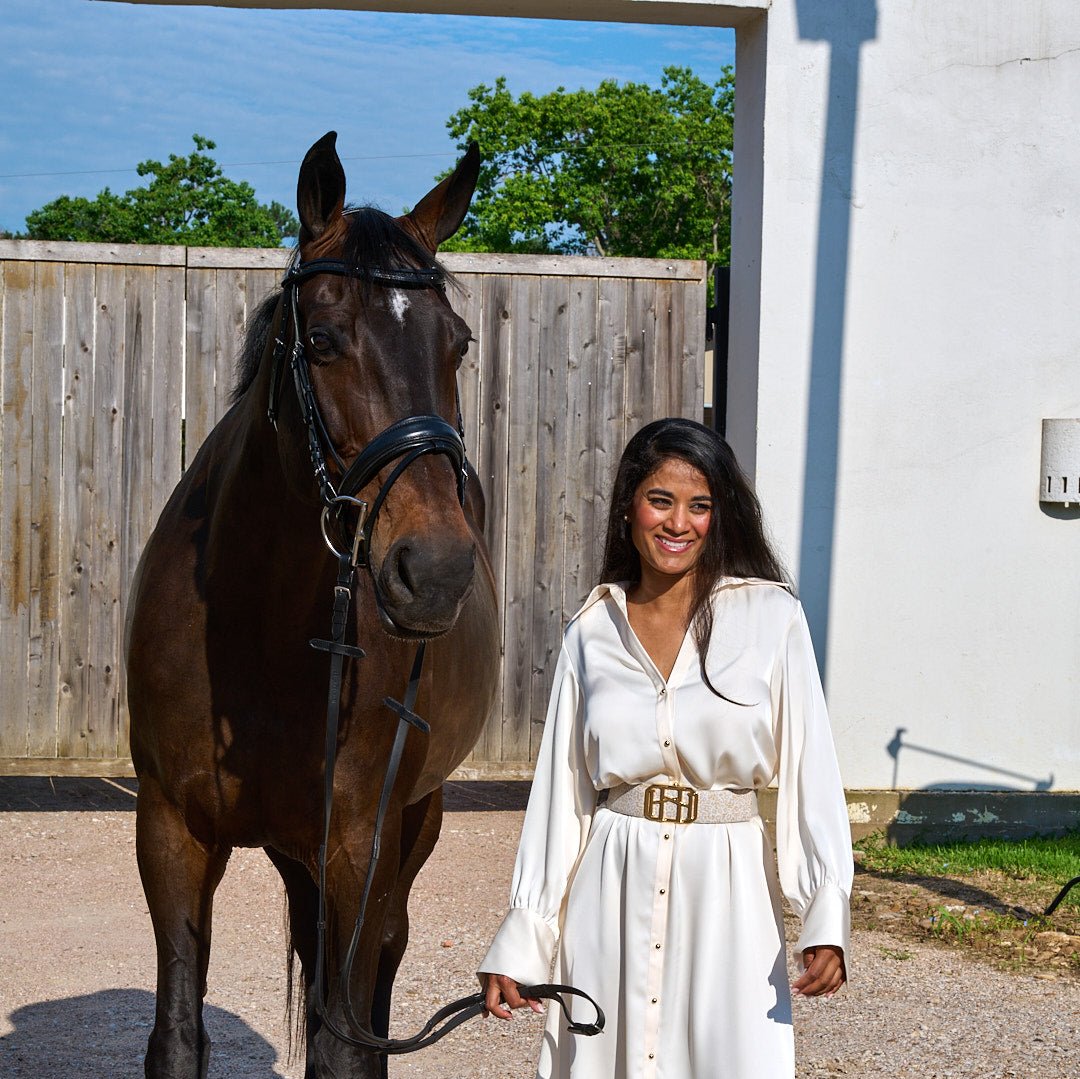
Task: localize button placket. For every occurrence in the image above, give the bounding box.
[642,818,674,1077]
[655,684,680,780]
[645,658,680,1075]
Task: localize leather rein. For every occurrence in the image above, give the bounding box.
[268,256,605,1054]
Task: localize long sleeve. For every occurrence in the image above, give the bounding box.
[478,643,596,986]
[771,602,853,967]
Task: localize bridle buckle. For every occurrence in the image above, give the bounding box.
[320,495,369,567]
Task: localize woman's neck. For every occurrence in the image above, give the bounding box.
[627,568,697,618]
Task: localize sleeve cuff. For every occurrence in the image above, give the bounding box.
[794,881,851,974]
[477,906,558,988]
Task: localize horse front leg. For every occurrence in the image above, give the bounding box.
[136,777,231,1079]
[370,789,444,1079]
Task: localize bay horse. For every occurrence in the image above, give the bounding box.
[125,133,499,1078]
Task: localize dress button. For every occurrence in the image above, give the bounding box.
[655,942,662,949]
[659,888,666,895]
[649,1053,655,1060]
[663,833,671,840]
[651,997,658,1004]
[663,739,671,747]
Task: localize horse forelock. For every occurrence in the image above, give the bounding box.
[340,206,447,285]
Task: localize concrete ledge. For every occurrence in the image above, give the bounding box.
[832,790,1080,846]
[2,766,1075,845]
[0,758,136,778]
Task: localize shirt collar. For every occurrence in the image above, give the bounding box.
[567,576,791,625]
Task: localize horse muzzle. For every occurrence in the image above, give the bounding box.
[375,536,476,639]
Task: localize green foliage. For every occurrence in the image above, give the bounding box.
[440,67,734,268]
[23,135,297,247]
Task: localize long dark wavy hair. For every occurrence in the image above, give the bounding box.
[599,417,791,698]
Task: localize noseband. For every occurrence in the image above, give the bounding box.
[265,255,605,1055]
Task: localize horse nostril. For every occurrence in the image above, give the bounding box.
[396,544,416,596]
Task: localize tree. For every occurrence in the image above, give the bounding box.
[439,67,734,267]
[23,135,297,247]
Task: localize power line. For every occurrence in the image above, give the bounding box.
[0,141,731,183]
[0,151,459,182]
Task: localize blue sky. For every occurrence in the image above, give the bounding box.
[0,1,735,237]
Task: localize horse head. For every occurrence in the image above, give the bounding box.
[272,132,482,639]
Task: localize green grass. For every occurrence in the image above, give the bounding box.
[853,831,1080,906]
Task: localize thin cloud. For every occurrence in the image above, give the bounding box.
[0,0,734,231]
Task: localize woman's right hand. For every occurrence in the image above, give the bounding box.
[481,972,545,1020]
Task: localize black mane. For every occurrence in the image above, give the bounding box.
[231,208,447,404]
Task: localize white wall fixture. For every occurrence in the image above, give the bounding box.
[1040,419,1080,506]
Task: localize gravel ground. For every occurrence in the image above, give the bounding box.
[0,778,1076,1078]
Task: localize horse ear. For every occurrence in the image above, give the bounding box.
[297,131,346,245]
[402,142,480,252]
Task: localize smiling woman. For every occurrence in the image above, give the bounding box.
[479,417,854,1079]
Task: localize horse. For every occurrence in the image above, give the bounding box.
[125,132,500,1079]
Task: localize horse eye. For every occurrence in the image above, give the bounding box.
[308,330,333,355]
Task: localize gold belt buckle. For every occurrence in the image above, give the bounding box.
[643,783,699,825]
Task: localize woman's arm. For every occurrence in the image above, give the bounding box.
[478,643,596,1009]
[772,603,854,988]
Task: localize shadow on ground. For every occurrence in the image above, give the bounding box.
[0,777,529,814]
[0,988,289,1079]
[854,863,1041,919]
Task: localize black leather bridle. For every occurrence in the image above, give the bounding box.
[268,256,468,567]
[268,256,605,1055]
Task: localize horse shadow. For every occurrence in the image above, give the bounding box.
[0,988,293,1078]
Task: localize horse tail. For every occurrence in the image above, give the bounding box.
[284,920,309,1060]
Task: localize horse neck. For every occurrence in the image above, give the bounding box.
[214,348,331,559]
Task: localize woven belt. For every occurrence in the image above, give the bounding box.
[600,782,757,825]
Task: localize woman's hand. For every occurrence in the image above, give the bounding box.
[481,972,545,1020]
[791,945,846,998]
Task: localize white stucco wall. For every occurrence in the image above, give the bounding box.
[126,0,1080,793]
[739,2,1080,792]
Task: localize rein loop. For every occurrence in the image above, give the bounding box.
[274,253,605,1056]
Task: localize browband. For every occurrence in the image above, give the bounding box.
[283,258,444,291]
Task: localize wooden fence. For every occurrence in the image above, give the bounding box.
[0,240,705,777]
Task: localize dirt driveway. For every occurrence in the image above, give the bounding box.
[1,778,1076,1078]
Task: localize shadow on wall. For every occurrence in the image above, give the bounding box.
[794,0,878,679]
[0,989,289,1079]
[886,727,1055,792]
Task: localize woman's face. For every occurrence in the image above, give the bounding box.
[628,456,714,583]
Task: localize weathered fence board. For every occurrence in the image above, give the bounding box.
[532,276,571,765]
[0,240,705,777]
[57,262,96,759]
[27,262,64,759]
[1,260,35,759]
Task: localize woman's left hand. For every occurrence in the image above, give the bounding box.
[791,945,846,998]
